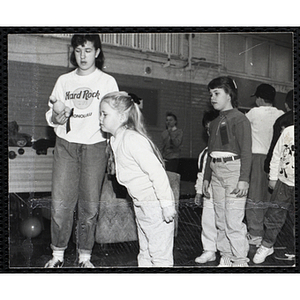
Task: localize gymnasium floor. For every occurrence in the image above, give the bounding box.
[9,195,295,270]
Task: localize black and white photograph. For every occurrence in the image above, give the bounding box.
[6,29,296,272]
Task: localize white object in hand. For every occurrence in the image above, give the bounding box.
[64,106,71,118]
[49,95,66,114]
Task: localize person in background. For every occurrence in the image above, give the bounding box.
[264,89,294,261]
[100,91,176,267]
[203,76,252,267]
[253,125,294,264]
[194,110,219,264]
[245,84,284,247]
[161,112,183,173]
[264,89,294,174]
[44,34,118,268]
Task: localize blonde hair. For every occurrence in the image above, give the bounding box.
[101,91,165,167]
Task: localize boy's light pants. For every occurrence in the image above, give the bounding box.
[210,159,249,263]
[134,202,174,267]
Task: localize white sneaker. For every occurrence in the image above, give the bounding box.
[217,256,232,267]
[275,253,295,261]
[79,260,95,268]
[195,251,216,264]
[253,245,274,264]
[232,262,249,267]
[44,257,64,268]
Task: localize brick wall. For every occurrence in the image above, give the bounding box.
[8,60,211,158]
[112,72,211,158]
[8,61,70,140]
[8,61,288,159]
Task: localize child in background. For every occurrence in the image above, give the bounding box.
[194,110,219,264]
[203,77,252,267]
[253,125,294,264]
[161,112,183,173]
[99,91,176,267]
[245,84,284,247]
[264,89,294,174]
[45,34,118,268]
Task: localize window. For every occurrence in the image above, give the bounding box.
[100,33,182,56]
[251,39,270,77]
[225,34,246,73]
[224,34,292,83]
[271,44,292,82]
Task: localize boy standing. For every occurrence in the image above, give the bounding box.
[245,84,284,247]
[264,89,294,174]
[253,125,294,264]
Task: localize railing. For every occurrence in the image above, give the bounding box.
[46,33,182,56]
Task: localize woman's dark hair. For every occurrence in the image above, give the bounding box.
[208,76,238,108]
[70,34,104,70]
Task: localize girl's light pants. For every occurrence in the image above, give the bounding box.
[134,201,175,267]
[210,159,249,263]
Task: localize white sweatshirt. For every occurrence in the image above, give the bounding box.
[246,106,284,154]
[45,68,118,144]
[269,125,294,187]
[110,127,175,208]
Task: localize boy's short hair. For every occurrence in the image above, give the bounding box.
[251,83,276,104]
[202,110,219,127]
[70,34,104,70]
[285,89,293,110]
[208,76,238,108]
[166,112,177,123]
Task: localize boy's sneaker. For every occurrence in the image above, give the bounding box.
[44,257,64,268]
[217,256,232,267]
[275,253,295,261]
[232,262,249,267]
[79,260,95,268]
[253,245,274,264]
[195,251,216,264]
[247,234,262,247]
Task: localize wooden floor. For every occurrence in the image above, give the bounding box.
[8,197,295,271]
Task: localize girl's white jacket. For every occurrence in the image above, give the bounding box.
[110,127,175,208]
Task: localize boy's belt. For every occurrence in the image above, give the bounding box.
[212,155,240,163]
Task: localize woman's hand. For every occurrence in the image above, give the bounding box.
[51,108,70,125]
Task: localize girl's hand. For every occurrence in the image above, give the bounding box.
[64,106,71,118]
[268,180,277,190]
[202,180,211,198]
[162,205,176,223]
[231,181,249,197]
[51,109,69,125]
[194,193,203,206]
